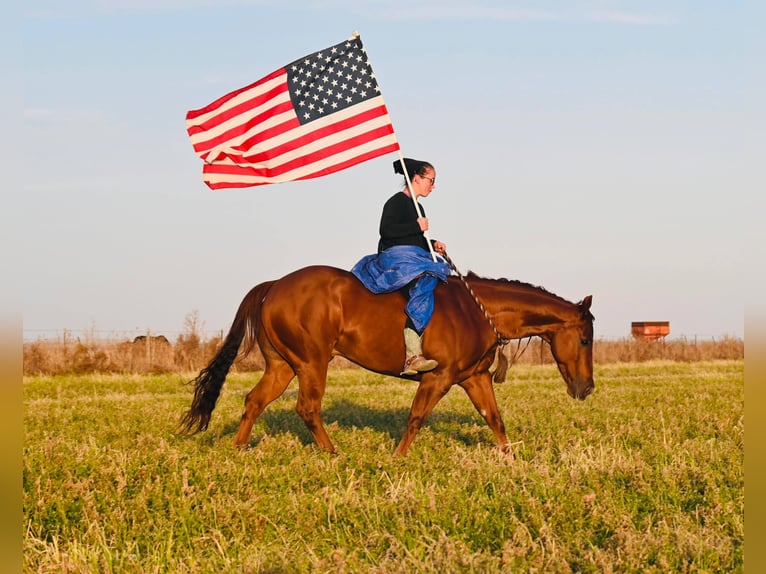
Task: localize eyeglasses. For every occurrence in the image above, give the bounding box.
[419,175,436,185]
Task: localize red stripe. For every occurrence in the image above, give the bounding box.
[185,68,285,121]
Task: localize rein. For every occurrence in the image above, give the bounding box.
[442,253,510,346]
[441,252,533,380]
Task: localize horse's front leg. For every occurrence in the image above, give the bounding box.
[394,375,452,457]
[459,371,510,453]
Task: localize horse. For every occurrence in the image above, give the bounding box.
[179,265,595,456]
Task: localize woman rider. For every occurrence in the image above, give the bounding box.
[351,158,451,375]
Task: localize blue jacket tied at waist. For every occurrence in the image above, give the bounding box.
[351,245,451,333]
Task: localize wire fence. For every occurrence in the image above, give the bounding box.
[22,328,226,344]
[21,328,744,377]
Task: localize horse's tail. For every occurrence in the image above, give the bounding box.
[178,280,275,435]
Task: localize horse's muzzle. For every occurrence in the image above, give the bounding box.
[568,380,594,401]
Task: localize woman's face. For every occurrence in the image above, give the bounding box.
[414,169,436,197]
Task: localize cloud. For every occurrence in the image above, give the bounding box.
[24,0,276,18]
[24,0,676,26]
[23,108,104,125]
[585,10,675,25]
[319,0,676,25]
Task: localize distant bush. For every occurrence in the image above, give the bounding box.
[22,330,742,376]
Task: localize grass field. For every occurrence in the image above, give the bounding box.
[23,360,743,573]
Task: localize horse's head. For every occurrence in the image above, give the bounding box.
[544,295,595,400]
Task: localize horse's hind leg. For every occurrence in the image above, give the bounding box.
[234,360,295,448]
[294,364,335,453]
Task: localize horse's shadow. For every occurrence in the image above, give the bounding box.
[220,396,491,449]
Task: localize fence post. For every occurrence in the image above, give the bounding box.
[146,329,152,369]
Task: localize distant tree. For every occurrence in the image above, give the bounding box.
[176,310,205,371]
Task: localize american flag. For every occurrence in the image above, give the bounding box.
[186,33,400,189]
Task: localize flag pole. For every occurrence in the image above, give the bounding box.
[347,31,436,262]
[397,150,438,262]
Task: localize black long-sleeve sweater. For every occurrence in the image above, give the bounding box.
[377,192,431,253]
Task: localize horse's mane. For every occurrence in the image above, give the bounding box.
[461,271,572,305]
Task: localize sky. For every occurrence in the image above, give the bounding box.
[12,1,763,342]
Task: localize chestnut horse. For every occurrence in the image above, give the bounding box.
[180,265,595,456]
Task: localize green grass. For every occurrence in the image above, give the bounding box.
[24,361,743,573]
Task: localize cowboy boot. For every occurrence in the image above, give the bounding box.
[401,327,438,375]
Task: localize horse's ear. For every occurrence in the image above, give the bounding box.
[580,295,593,313]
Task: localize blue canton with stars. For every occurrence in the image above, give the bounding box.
[286,36,381,125]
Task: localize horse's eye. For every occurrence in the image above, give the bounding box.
[580,338,590,346]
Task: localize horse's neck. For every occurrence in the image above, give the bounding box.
[473,280,574,339]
